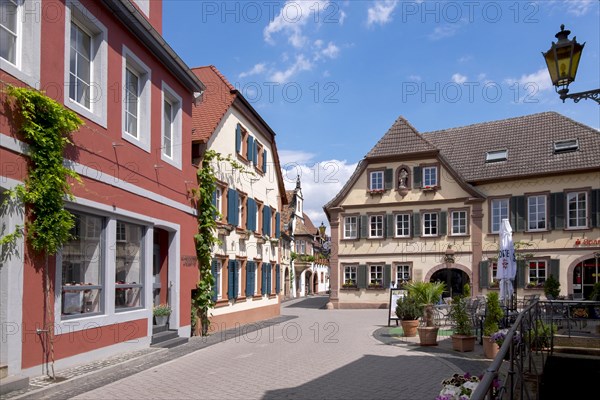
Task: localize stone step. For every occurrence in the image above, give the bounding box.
[151,336,188,349]
[0,374,29,396]
[150,330,178,345]
[1,364,7,380]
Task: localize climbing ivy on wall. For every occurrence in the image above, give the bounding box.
[1,85,83,378]
[189,149,247,336]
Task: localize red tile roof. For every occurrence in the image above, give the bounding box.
[190,65,237,143]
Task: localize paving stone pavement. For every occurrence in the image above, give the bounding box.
[5,296,495,400]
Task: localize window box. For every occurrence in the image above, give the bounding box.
[367,283,384,290]
[422,186,437,192]
[368,189,385,195]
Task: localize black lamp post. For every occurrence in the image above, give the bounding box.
[542,25,600,104]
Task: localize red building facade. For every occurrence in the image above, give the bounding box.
[0,0,204,378]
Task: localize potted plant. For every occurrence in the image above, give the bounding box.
[448,295,476,352]
[395,295,423,337]
[482,291,504,358]
[525,320,556,351]
[153,303,171,326]
[543,274,560,299]
[405,280,446,346]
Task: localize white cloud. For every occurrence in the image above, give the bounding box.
[504,68,553,92]
[269,54,313,83]
[458,55,473,63]
[452,73,468,84]
[264,1,329,47]
[320,42,340,59]
[567,0,595,16]
[238,63,267,79]
[281,158,358,234]
[408,74,422,81]
[279,150,316,165]
[367,0,399,27]
[429,24,462,40]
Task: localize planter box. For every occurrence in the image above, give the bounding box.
[451,335,476,352]
[418,326,439,346]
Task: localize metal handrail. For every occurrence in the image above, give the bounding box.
[471,299,600,400]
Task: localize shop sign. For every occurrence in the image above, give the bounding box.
[574,238,600,246]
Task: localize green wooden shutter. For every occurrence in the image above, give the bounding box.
[510,196,526,232]
[590,189,600,228]
[275,212,281,238]
[386,214,394,238]
[549,259,560,281]
[439,211,447,236]
[383,264,391,287]
[413,166,422,188]
[235,124,241,153]
[412,213,421,237]
[479,260,490,289]
[276,264,281,293]
[357,265,368,289]
[360,215,368,238]
[228,260,235,299]
[211,259,218,301]
[517,260,526,288]
[247,136,254,162]
[384,168,393,190]
[550,192,565,230]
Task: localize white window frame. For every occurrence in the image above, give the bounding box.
[215,259,222,300]
[528,260,547,284]
[344,265,357,285]
[215,187,222,219]
[451,210,467,236]
[369,170,384,191]
[1,0,19,66]
[121,46,151,151]
[396,264,411,284]
[369,215,383,238]
[491,198,509,233]
[423,166,438,187]
[527,195,547,231]
[395,213,410,237]
[63,0,108,128]
[0,0,41,88]
[422,212,438,237]
[567,191,588,229]
[237,261,242,297]
[369,265,383,285]
[161,82,182,169]
[343,216,357,239]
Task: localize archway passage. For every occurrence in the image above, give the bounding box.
[431,268,470,299]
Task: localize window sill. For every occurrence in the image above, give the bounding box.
[367,286,385,290]
[341,286,358,290]
[215,299,229,308]
[341,237,359,241]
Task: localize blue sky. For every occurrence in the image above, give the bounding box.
[163,0,600,231]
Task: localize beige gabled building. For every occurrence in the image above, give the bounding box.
[324,112,600,309]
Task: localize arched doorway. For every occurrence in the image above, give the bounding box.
[284,268,290,298]
[572,256,600,299]
[431,268,470,299]
[305,271,312,295]
[313,272,319,294]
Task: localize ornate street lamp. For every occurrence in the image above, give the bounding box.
[542,25,600,104]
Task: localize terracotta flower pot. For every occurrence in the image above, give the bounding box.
[401,320,419,337]
[483,335,500,359]
[418,326,439,346]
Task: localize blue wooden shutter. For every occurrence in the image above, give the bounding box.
[253,141,258,167]
[276,264,281,293]
[266,264,272,294]
[413,166,422,188]
[236,124,242,153]
[246,261,254,297]
[211,259,218,301]
[263,149,268,172]
[275,212,281,238]
[263,207,272,236]
[228,260,236,299]
[261,264,267,295]
[247,136,254,162]
[211,189,217,220]
[247,198,256,231]
[227,189,238,225]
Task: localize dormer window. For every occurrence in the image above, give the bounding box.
[369,170,384,191]
[553,139,579,154]
[423,166,438,188]
[485,149,508,163]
